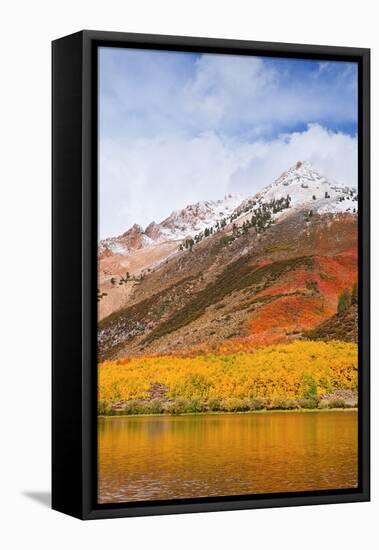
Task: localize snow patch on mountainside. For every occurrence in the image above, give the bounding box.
[232,161,357,229]
[99,193,244,257]
[256,161,357,213]
[158,193,244,241]
[98,239,129,257]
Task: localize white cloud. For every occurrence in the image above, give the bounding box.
[229,124,358,194]
[99,133,252,238]
[99,50,358,238]
[100,49,358,142]
[186,56,357,134]
[99,124,357,239]
[182,55,278,130]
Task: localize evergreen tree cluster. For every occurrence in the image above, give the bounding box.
[118,272,131,285]
[337,283,358,316]
[179,238,195,251]
[178,195,291,252]
[349,190,358,201]
[97,289,108,302]
[108,271,145,287]
[304,209,314,222]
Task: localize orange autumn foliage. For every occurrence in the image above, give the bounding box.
[242,250,358,346]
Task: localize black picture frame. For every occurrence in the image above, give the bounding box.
[52,30,370,520]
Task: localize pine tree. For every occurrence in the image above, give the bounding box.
[337,288,351,316]
[97,289,107,302]
[351,283,358,305]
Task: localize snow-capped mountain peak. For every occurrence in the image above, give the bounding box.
[251,160,357,214]
[99,161,357,259]
[273,160,329,188]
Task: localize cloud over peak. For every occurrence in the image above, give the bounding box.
[99,48,358,239]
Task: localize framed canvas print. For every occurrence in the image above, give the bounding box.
[52,30,370,519]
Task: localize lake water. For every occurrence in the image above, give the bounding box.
[98,411,358,503]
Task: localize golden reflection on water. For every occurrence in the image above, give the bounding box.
[98,411,358,504]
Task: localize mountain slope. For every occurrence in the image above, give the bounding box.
[98,161,357,321]
[304,304,358,343]
[98,207,357,361]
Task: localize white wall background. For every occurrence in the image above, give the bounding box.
[0,1,376,548]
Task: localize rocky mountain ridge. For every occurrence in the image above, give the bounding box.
[99,161,357,259]
[98,161,358,323]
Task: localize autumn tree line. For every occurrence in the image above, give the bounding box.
[98,340,358,415]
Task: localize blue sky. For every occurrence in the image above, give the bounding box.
[99,47,358,239]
